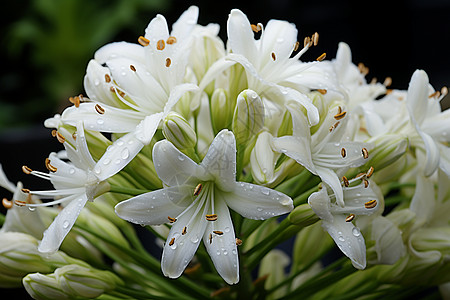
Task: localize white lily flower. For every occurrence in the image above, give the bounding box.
[115,130,293,284]
[308,180,383,269]
[21,123,110,253]
[273,101,370,206]
[51,6,200,179]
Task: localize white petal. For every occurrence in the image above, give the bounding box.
[84,60,122,107]
[227,9,257,60]
[203,199,239,284]
[308,188,334,221]
[261,19,297,61]
[273,136,316,173]
[47,153,87,190]
[407,70,429,125]
[152,140,199,187]
[331,183,382,216]
[94,41,145,64]
[38,194,88,253]
[220,182,293,220]
[371,216,405,265]
[115,185,193,225]
[163,83,199,116]
[171,6,199,39]
[94,132,145,181]
[134,112,164,145]
[410,174,435,227]
[0,163,16,192]
[321,215,366,269]
[315,166,344,207]
[417,129,440,177]
[200,130,237,192]
[438,143,450,177]
[64,122,96,170]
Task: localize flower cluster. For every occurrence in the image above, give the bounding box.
[1,5,450,299]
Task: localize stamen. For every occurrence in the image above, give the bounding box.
[206,214,218,221]
[14,200,27,207]
[251,24,262,32]
[2,198,12,209]
[429,91,440,98]
[316,53,326,61]
[22,165,33,175]
[345,214,355,222]
[110,86,115,93]
[358,63,369,75]
[95,104,105,115]
[182,226,187,235]
[105,74,111,83]
[138,36,150,47]
[317,89,327,95]
[312,32,319,46]
[366,166,374,178]
[362,148,369,159]
[342,176,349,187]
[236,238,243,246]
[51,129,57,137]
[166,36,177,44]
[68,96,80,108]
[72,132,77,140]
[167,216,177,223]
[21,188,30,193]
[293,41,300,52]
[129,65,136,72]
[304,36,312,48]
[156,39,165,51]
[194,183,203,196]
[45,158,57,173]
[441,86,448,96]
[329,121,340,132]
[341,148,346,158]
[165,58,172,67]
[168,237,175,246]
[386,89,393,95]
[209,233,213,244]
[363,178,369,188]
[383,77,392,87]
[213,230,223,235]
[364,199,377,209]
[334,110,347,120]
[271,52,276,61]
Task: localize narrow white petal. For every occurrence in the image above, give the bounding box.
[84,60,122,107]
[417,129,440,177]
[203,200,239,285]
[115,185,193,225]
[163,83,199,116]
[38,194,88,253]
[273,136,316,174]
[331,183,382,216]
[220,182,293,220]
[47,153,87,190]
[0,163,16,192]
[438,143,450,177]
[406,70,429,125]
[144,14,170,47]
[64,122,96,170]
[227,9,257,60]
[94,41,145,64]
[152,140,199,187]
[410,174,435,227]
[308,188,334,221]
[315,166,344,207]
[171,6,199,39]
[135,112,164,145]
[261,20,297,61]
[371,216,405,265]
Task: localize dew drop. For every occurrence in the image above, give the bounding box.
[257,207,263,212]
[94,166,101,174]
[216,250,221,256]
[97,118,104,125]
[280,197,291,206]
[121,72,127,76]
[190,236,199,243]
[69,168,76,174]
[232,249,237,255]
[261,188,270,196]
[102,159,111,165]
[224,227,231,233]
[170,243,177,250]
[178,155,185,161]
[223,249,228,255]
[28,207,36,212]
[117,140,124,146]
[94,79,100,86]
[338,235,345,242]
[63,220,70,229]
[121,148,130,160]
[115,159,121,165]
[352,227,361,237]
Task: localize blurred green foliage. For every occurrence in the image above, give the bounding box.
[1,0,171,130]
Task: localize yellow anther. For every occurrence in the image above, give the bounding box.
[138,36,150,47]
[95,104,105,115]
[365,199,377,209]
[345,214,355,222]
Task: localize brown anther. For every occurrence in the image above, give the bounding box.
[68,96,80,108]
[182,226,187,235]
[362,147,369,159]
[129,65,136,72]
[105,74,111,83]
[235,238,243,246]
[441,86,448,96]
[72,132,77,140]
[363,178,369,188]
[165,58,172,67]
[22,165,33,175]
[364,199,377,209]
[138,36,150,47]
[366,166,374,178]
[383,77,392,87]
[95,104,105,115]
[51,129,57,137]
[345,214,355,222]
[317,89,327,95]
[304,36,311,48]
[206,214,218,221]
[271,52,276,61]
[110,86,115,93]
[45,158,57,173]
[334,111,347,120]
[316,53,326,61]
[167,216,177,223]
[117,90,126,98]
[293,41,300,52]
[2,198,13,209]
[386,89,393,95]
[429,91,440,99]
[194,183,203,196]
[14,200,27,207]
[166,36,177,45]
[184,263,201,275]
[213,230,223,235]
[156,39,165,51]
[56,131,66,144]
[312,32,319,46]
[341,148,347,158]
[342,176,349,187]
[168,237,175,246]
[251,24,261,32]
[209,233,213,244]
[358,63,369,75]
[329,121,340,132]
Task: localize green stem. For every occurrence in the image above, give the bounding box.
[293,185,319,206]
[109,184,150,196]
[114,285,159,299]
[0,213,5,226]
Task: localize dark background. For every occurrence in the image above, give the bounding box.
[0,0,449,297]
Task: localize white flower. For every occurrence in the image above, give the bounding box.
[50,6,200,179]
[308,179,383,269]
[115,130,293,284]
[22,123,110,253]
[273,102,370,206]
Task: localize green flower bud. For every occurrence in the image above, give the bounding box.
[23,272,71,300]
[288,204,320,227]
[232,89,265,145]
[367,134,409,174]
[258,250,290,300]
[210,88,232,132]
[162,112,197,150]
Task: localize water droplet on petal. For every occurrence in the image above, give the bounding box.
[97,118,104,125]
[170,243,177,250]
[257,207,263,212]
[69,168,75,174]
[223,249,228,255]
[28,207,36,212]
[190,236,199,243]
[103,159,111,165]
[232,249,237,255]
[280,197,291,206]
[94,79,100,86]
[121,148,130,160]
[338,235,345,242]
[94,166,101,174]
[352,227,361,237]
[63,220,70,229]
[224,227,231,233]
[261,188,270,196]
[178,155,185,161]
[216,250,221,256]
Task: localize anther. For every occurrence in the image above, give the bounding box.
[312,32,319,46]
[68,96,80,108]
[166,36,177,44]
[334,110,347,120]
[168,237,175,246]
[316,53,326,61]
[129,65,136,72]
[206,214,218,221]
[156,39,165,51]
[329,121,340,132]
[317,89,327,95]
[21,188,30,193]
[383,77,392,87]
[22,165,33,175]
[45,158,57,173]
[358,63,369,75]
[138,36,150,47]
[117,90,126,98]
[182,226,187,235]
[95,104,105,115]
[165,58,171,67]
[271,52,276,61]
[251,24,261,32]
[236,238,243,246]
[194,183,203,196]
[110,86,115,93]
[364,200,377,209]
[209,233,213,244]
[345,214,355,222]
[2,198,13,209]
[56,131,66,144]
[363,178,369,188]
[362,148,369,159]
[168,216,177,223]
[304,36,311,48]
[342,176,349,187]
[105,74,111,83]
[366,166,374,178]
[14,200,27,207]
[341,148,346,158]
[213,230,223,235]
[429,91,440,98]
[293,41,300,51]
[51,129,57,137]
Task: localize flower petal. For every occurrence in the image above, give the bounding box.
[315,166,344,207]
[417,129,440,177]
[94,42,145,64]
[406,69,430,126]
[38,194,88,253]
[115,185,193,225]
[410,174,435,227]
[227,9,257,61]
[0,163,16,192]
[220,182,293,220]
[273,136,316,173]
[84,60,122,107]
[261,19,297,61]
[203,199,239,285]
[134,112,164,145]
[171,6,199,41]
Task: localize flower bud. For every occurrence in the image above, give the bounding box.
[410,227,450,257]
[288,204,320,227]
[232,89,265,145]
[250,131,276,184]
[162,112,197,150]
[23,272,71,300]
[367,134,408,174]
[258,250,290,299]
[210,88,233,132]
